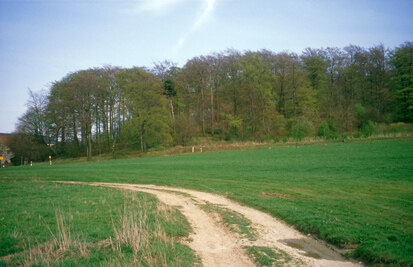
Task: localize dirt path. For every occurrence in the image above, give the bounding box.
[61,181,361,267]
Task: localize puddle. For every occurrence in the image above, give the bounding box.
[281,240,323,260]
[304,251,321,259]
[286,241,304,249]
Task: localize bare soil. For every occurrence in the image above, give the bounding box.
[61,181,362,267]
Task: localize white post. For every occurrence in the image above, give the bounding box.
[192,146,194,153]
[200,147,203,153]
[30,161,33,166]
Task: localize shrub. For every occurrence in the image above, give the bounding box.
[7,133,52,165]
[390,122,409,136]
[174,115,199,146]
[354,103,367,128]
[353,132,362,138]
[361,120,375,137]
[290,119,315,140]
[318,120,340,139]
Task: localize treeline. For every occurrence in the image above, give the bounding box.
[8,42,413,164]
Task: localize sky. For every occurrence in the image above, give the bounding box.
[0,0,412,133]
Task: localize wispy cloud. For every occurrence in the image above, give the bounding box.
[176,37,186,48]
[192,0,216,30]
[129,0,185,15]
[126,0,217,51]
[174,0,217,50]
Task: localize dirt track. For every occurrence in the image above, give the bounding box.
[62,181,362,267]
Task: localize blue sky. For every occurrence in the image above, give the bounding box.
[0,0,412,133]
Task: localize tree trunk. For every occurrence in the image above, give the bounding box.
[73,117,79,147]
[112,138,116,159]
[169,98,176,136]
[201,86,205,135]
[140,121,146,152]
[87,126,92,161]
[210,85,214,135]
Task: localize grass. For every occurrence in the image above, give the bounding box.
[245,246,292,267]
[0,179,195,266]
[34,135,412,166]
[1,139,413,265]
[201,204,257,240]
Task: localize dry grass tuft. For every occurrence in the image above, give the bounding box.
[15,210,90,267]
[4,195,189,266]
[111,203,150,255]
[157,202,176,224]
[109,198,177,266]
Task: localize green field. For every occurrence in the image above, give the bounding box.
[0,180,195,266]
[1,140,412,265]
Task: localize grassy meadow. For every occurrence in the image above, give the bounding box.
[0,180,195,266]
[1,139,412,265]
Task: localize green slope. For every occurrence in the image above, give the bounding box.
[1,140,412,265]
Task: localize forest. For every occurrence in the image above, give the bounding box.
[6,42,413,164]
